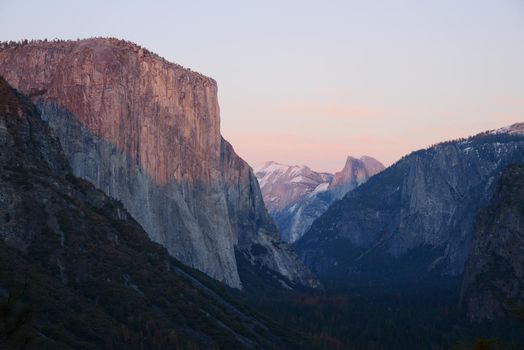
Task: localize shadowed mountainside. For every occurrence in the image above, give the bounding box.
[0,76,307,349]
[462,164,524,321]
[296,125,524,291]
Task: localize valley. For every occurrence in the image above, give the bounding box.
[0,38,523,349]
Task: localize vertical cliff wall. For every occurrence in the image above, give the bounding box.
[461,165,524,320]
[328,156,385,198]
[296,126,524,288]
[0,38,314,289]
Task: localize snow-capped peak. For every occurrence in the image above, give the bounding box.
[254,161,333,212]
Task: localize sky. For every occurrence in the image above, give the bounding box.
[1,0,523,172]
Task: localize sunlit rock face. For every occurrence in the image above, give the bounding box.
[0,38,315,289]
[329,156,385,198]
[255,157,384,242]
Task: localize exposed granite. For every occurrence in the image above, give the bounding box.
[296,125,524,287]
[461,165,524,321]
[0,38,315,289]
[329,156,385,198]
[0,76,304,348]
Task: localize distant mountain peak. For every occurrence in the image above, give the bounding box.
[329,155,385,194]
[256,161,311,173]
[254,161,332,212]
[255,155,383,242]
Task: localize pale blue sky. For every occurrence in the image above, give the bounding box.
[1,0,523,171]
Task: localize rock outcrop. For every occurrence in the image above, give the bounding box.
[329,156,385,198]
[255,157,384,242]
[296,125,524,289]
[0,76,302,349]
[0,38,314,289]
[461,165,524,321]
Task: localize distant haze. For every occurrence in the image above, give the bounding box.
[1,0,523,172]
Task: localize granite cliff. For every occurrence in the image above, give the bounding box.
[0,38,315,289]
[329,156,385,198]
[0,76,305,349]
[461,165,524,321]
[255,156,384,242]
[296,125,524,289]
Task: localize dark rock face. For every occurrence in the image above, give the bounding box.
[0,38,315,289]
[461,165,524,321]
[255,157,384,242]
[296,125,524,289]
[0,77,300,349]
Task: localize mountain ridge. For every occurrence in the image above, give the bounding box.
[255,156,384,242]
[296,123,524,290]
